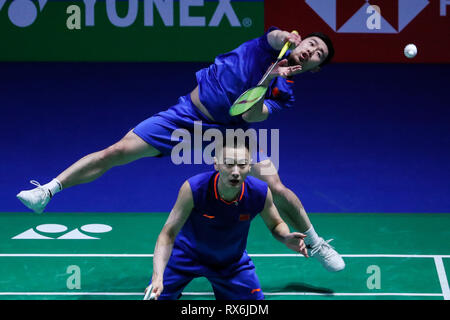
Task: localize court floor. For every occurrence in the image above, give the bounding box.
[0,212,448,300]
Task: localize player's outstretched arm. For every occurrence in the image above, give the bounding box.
[242,30,302,123]
[149,181,194,300]
[260,188,309,257]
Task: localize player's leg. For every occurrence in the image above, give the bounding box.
[251,159,311,231]
[153,263,195,300]
[17,93,204,213]
[207,257,264,300]
[153,244,206,300]
[56,130,160,189]
[17,130,160,213]
[250,159,345,272]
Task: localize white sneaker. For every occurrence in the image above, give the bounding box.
[17,180,52,214]
[308,238,345,272]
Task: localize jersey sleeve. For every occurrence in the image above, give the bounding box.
[264,77,295,114]
[205,26,282,101]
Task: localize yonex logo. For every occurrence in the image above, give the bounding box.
[1,0,249,29]
[12,223,113,239]
[306,0,430,33]
[0,0,47,27]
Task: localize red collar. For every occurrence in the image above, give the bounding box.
[213,172,245,205]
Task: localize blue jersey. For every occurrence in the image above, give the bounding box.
[174,171,268,267]
[195,26,295,125]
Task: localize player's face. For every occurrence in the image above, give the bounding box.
[216,146,251,189]
[288,36,329,72]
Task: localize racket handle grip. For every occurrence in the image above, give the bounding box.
[277,30,299,59]
[143,284,156,300]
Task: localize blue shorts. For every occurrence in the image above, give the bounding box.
[154,245,265,300]
[133,94,269,163]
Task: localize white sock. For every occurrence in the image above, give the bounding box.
[43,179,62,198]
[304,225,321,247]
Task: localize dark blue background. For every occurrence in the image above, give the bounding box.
[1,62,449,213]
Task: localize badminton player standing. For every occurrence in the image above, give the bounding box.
[145,141,308,300]
[18,27,344,272]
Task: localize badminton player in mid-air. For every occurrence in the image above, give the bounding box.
[144,140,309,300]
[17,26,345,272]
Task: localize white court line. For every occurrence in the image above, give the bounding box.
[181,292,443,297]
[0,292,143,296]
[1,254,447,298]
[251,254,450,258]
[0,292,443,297]
[434,257,450,300]
[0,253,449,258]
[264,292,443,297]
[0,254,154,257]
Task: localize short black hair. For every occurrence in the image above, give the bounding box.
[222,136,250,152]
[214,136,252,162]
[303,32,335,67]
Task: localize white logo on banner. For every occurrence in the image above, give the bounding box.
[305,0,432,33]
[12,224,113,239]
[1,0,249,29]
[0,0,47,27]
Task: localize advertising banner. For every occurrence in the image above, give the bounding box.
[0,0,264,61]
[265,0,450,63]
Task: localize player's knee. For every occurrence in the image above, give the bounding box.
[99,143,128,167]
[268,179,287,198]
